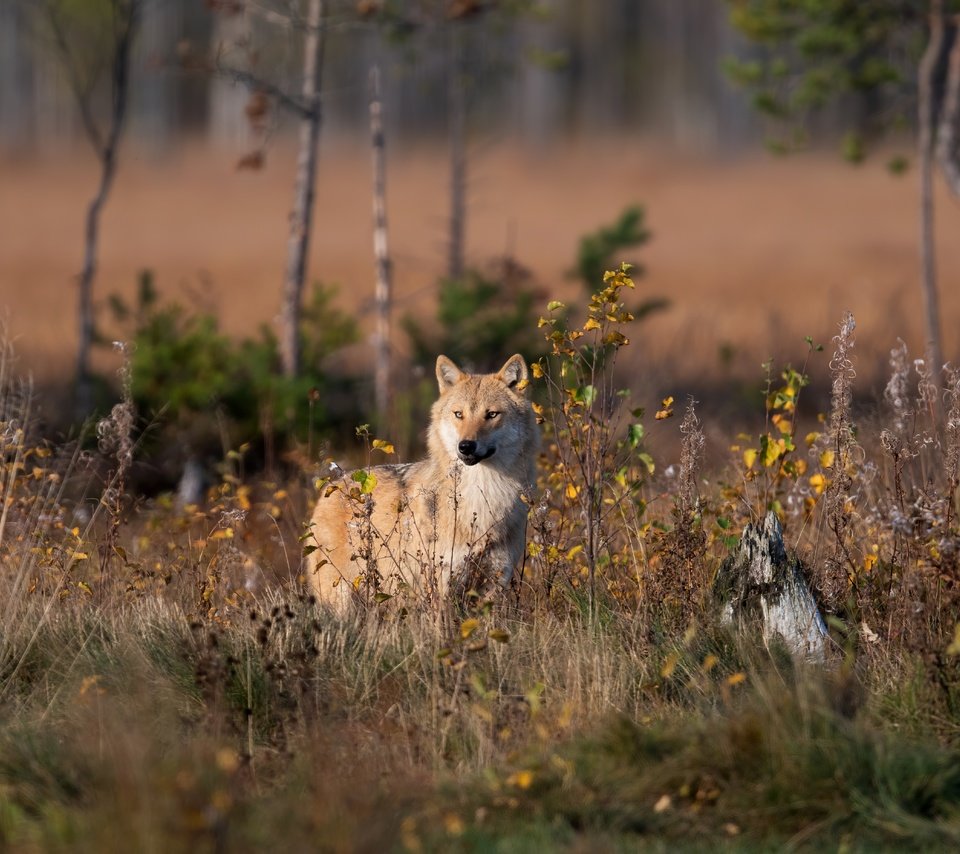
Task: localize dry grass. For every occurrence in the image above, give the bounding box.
[2,172,960,846]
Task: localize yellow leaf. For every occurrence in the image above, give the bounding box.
[443,813,465,836]
[863,552,878,572]
[761,437,784,467]
[372,439,395,455]
[947,624,960,656]
[506,770,534,790]
[726,672,747,686]
[702,654,719,672]
[583,317,602,332]
[211,528,234,540]
[460,618,480,639]
[565,483,580,499]
[660,651,680,678]
[77,581,93,596]
[78,675,101,697]
[809,473,828,495]
[805,431,821,446]
[661,396,674,407]
[216,749,240,773]
[820,450,835,469]
[743,448,758,469]
[530,362,544,379]
[655,408,673,421]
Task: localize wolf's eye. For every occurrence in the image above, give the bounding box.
[485,411,500,420]
[453,410,463,420]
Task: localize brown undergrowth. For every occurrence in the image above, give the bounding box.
[1,277,960,849]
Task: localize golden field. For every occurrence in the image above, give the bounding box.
[3,137,959,386]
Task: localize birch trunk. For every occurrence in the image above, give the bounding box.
[67,1,139,417]
[369,65,392,423]
[280,0,325,379]
[917,1,946,393]
[447,24,466,282]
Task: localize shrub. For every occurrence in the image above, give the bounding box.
[102,271,358,476]
[403,261,541,374]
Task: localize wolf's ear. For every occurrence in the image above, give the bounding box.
[436,355,464,391]
[497,354,528,393]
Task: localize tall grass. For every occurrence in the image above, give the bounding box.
[1,284,960,849]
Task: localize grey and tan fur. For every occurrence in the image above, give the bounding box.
[306,354,539,611]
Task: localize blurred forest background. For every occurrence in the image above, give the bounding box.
[2,0,960,460]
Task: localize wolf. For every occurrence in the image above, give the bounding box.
[306,354,539,612]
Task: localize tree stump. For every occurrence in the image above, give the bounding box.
[714,511,829,661]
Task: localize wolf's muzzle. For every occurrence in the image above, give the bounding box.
[458,440,495,465]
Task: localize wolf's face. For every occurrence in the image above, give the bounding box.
[432,354,532,467]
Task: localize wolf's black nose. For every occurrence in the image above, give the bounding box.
[458,440,477,456]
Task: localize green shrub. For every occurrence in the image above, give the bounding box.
[102,271,358,469]
[571,205,650,293]
[403,265,541,373]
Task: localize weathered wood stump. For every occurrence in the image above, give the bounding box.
[714,511,829,661]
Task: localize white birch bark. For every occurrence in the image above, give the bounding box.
[369,64,392,422]
[279,0,324,379]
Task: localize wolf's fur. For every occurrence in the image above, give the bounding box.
[306,354,539,611]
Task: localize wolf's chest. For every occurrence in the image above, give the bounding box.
[446,465,523,537]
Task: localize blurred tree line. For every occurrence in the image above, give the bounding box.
[0,0,760,153]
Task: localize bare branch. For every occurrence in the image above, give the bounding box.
[44,0,105,154]
[215,59,315,120]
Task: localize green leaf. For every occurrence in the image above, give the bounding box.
[573,385,597,408]
[351,469,378,494]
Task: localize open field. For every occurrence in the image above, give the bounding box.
[3,139,960,393]
[6,2,960,847]
[1,259,960,849]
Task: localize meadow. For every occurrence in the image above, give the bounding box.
[5,141,960,388]
[1,251,959,852]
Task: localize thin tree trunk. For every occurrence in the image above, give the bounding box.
[280,0,325,379]
[447,24,466,282]
[63,1,138,417]
[369,64,392,423]
[918,0,946,392]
